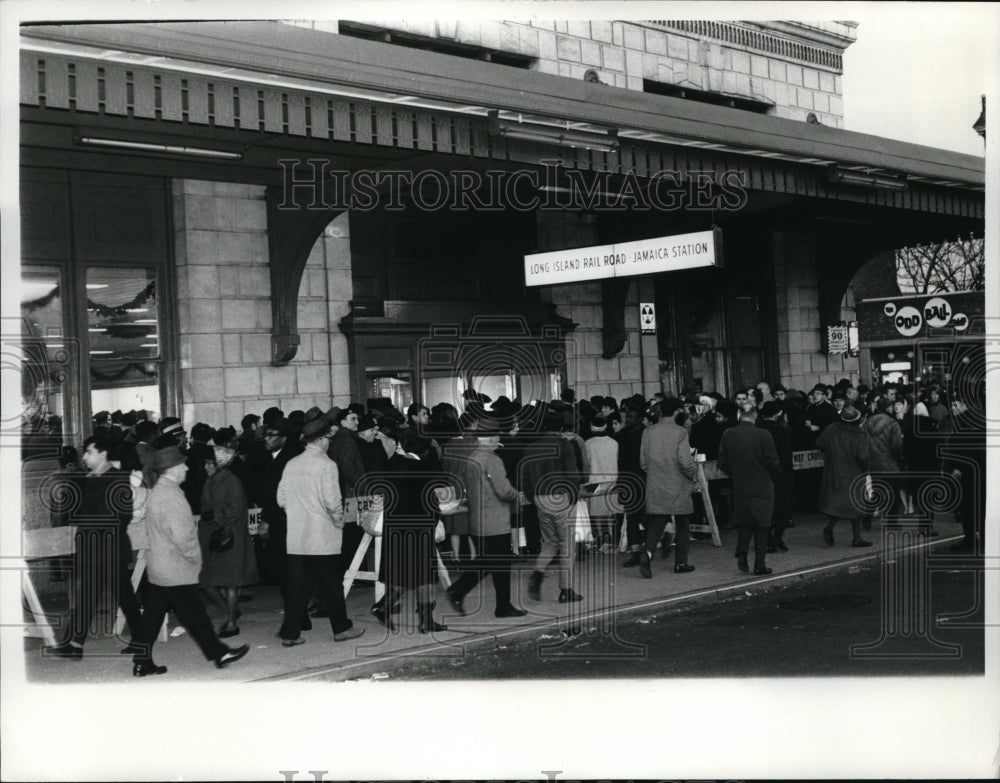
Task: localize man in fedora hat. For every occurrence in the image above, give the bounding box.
[276,417,364,646]
[130,445,250,676]
[259,417,303,591]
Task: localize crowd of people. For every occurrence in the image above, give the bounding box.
[42,375,985,676]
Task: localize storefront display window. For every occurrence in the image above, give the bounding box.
[86,267,161,420]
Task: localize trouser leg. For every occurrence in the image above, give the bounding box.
[314,554,353,635]
[673,514,692,566]
[736,526,752,560]
[534,500,561,575]
[281,554,314,640]
[642,514,669,556]
[625,506,644,552]
[483,534,514,609]
[117,561,144,641]
[132,583,169,664]
[165,584,229,661]
[753,526,770,570]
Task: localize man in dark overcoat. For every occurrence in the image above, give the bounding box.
[815,406,872,547]
[718,405,782,574]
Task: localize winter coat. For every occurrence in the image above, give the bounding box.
[815,421,871,519]
[717,421,781,527]
[863,412,904,473]
[640,419,697,515]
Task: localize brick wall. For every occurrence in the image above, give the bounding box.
[773,231,860,391]
[534,212,661,401]
[288,19,851,127]
[173,181,353,430]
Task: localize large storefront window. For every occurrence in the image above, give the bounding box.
[19,266,67,446]
[85,267,161,419]
[367,369,414,412]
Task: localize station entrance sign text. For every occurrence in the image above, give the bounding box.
[524,228,721,287]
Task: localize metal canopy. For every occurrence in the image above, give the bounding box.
[21,22,984,184]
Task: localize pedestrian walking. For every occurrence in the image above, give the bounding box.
[816,406,872,548]
[130,446,250,676]
[637,398,698,578]
[717,405,781,575]
[199,445,258,638]
[444,418,528,618]
[276,417,364,646]
[522,410,584,604]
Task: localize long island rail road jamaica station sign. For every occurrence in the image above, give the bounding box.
[524,227,723,287]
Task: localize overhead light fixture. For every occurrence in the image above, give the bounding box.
[828,166,907,191]
[488,111,619,153]
[75,135,243,160]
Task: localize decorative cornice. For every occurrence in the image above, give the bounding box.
[643,20,849,71]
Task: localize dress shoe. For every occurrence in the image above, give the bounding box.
[445,587,466,616]
[850,539,873,548]
[558,589,583,603]
[333,626,365,642]
[622,552,641,568]
[281,637,306,647]
[46,643,82,660]
[736,558,749,573]
[822,527,835,546]
[494,606,528,618]
[673,564,695,574]
[753,566,773,575]
[132,661,167,677]
[775,539,789,552]
[217,625,240,638]
[215,644,250,668]
[638,551,652,579]
[301,618,313,631]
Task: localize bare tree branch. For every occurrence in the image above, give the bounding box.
[895,235,984,294]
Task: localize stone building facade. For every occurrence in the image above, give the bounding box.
[16,19,982,438]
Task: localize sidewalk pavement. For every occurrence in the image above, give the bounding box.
[22,511,966,683]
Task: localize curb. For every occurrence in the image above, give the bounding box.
[251,534,963,682]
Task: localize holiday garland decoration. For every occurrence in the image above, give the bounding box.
[22,279,156,317]
[90,362,158,382]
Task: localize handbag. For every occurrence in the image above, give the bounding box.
[209,524,235,552]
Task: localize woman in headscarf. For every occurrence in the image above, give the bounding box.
[199,443,259,637]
